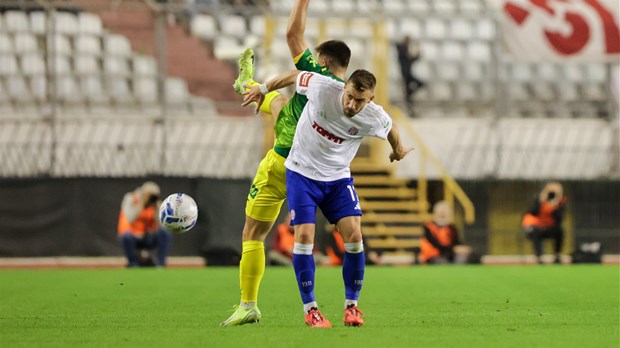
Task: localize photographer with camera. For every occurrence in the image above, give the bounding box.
[117,181,172,267]
[522,182,567,264]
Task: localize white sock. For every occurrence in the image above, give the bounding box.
[344,241,364,253]
[345,300,358,308]
[240,301,256,309]
[304,301,319,314]
[293,243,314,255]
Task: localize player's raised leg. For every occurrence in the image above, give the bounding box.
[233,48,286,116]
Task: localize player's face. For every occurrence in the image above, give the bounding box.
[342,83,374,117]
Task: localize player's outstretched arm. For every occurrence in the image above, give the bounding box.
[286,0,310,58]
[387,123,414,162]
[242,70,301,113]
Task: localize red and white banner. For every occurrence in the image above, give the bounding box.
[501,0,620,62]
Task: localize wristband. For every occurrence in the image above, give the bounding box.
[259,83,269,95]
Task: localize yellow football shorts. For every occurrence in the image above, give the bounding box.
[245,149,287,222]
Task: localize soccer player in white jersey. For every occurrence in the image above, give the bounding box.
[243,69,412,328]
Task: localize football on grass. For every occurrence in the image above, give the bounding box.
[159,193,198,234]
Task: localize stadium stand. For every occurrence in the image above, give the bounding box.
[0,7,217,116]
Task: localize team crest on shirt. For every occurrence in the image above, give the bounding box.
[348,127,359,135]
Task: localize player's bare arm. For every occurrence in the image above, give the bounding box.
[286,0,310,58]
[387,123,414,162]
[242,70,301,112]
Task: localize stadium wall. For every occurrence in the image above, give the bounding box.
[0,178,618,259]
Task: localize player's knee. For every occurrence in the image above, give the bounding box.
[242,220,271,241]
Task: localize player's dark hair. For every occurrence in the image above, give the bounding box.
[315,40,351,69]
[347,69,376,92]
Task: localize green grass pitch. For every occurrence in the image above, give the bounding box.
[0,265,618,347]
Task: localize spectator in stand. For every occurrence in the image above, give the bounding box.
[395,35,424,115]
[118,181,172,268]
[420,201,470,265]
[522,182,567,264]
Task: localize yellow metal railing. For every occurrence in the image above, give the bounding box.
[371,18,475,225]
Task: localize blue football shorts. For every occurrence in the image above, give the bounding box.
[285,169,362,226]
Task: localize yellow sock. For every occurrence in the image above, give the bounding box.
[243,80,280,115]
[240,240,265,304]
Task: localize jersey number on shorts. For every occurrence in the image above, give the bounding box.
[347,185,359,202]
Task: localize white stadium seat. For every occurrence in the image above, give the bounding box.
[13,33,38,54]
[6,76,33,102]
[506,83,529,100]
[562,65,583,81]
[383,0,406,14]
[29,75,47,102]
[466,41,491,61]
[191,14,217,41]
[430,82,453,100]
[74,55,100,75]
[455,83,478,101]
[460,0,483,13]
[358,0,380,14]
[584,64,607,82]
[81,76,109,103]
[399,19,422,39]
[463,62,484,80]
[103,57,130,77]
[412,61,432,81]
[476,19,495,40]
[132,55,157,76]
[450,19,474,40]
[332,0,355,12]
[510,63,532,81]
[219,15,247,39]
[54,12,79,36]
[307,0,329,14]
[78,13,103,36]
[348,18,374,39]
[134,77,158,103]
[75,35,102,56]
[407,0,430,12]
[47,54,71,75]
[56,76,83,103]
[437,62,460,81]
[249,16,265,37]
[29,11,46,35]
[441,41,464,61]
[581,83,606,101]
[433,0,457,14]
[51,34,73,55]
[0,54,19,76]
[557,84,579,101]
[0,33,12,53]
[537,63,558,80]
[532,83,556,101]
[166,78,190,104]
[424,18,447,39]
[3,11,29,32]
[20,54,46,76]
[419,41,439,60]
[104,34,132,57]
[107,77,133,104]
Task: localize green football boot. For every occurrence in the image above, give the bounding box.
[220,304,262,327]
[232,48,255,95]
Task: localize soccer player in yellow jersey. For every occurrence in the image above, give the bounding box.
[221,0,351,326]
